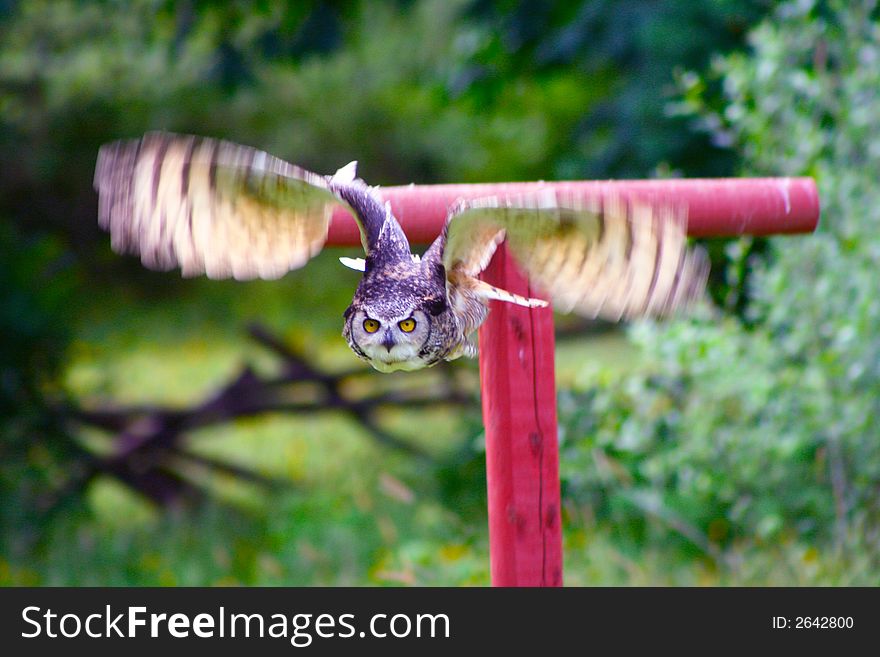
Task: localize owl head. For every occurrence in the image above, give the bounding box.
[342,260,448,372]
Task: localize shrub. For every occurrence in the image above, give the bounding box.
[559,0,880,583]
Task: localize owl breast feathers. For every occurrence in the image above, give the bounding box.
[94,132,709,372]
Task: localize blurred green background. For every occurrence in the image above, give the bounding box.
[3,0,879,586]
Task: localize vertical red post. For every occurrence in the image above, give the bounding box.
[478,244,563,587]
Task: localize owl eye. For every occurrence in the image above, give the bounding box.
[398,318,416,333]
[363,318,380,333]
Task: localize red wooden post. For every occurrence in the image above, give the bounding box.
[478,245,562,586]
[326,177,820,587]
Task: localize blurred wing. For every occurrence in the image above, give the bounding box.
[443,190,708,320]
[95,132,354,280]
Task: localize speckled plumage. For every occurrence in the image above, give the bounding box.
[333,182,486,371]
[94,132,709,373]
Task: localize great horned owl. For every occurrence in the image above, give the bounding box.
[94,132,708,372]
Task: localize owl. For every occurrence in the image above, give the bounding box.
[94,132,708,372]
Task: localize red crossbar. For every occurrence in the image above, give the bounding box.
[327,177,820,587]
[328,177,820,244]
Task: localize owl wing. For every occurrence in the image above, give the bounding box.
[442,190,709,320]
[94,132,363,280]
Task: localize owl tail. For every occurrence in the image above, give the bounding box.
[470,278,549,309]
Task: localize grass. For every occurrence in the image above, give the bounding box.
[31,250,485,585]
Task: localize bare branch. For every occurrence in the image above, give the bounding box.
[56,323,477,507]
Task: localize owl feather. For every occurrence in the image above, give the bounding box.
[96,132,369,279]
[95,131,709,372]
[438,190,708,320]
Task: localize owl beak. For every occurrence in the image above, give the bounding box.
[381,331,396,353]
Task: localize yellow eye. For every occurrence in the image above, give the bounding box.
[363,318,380,333]
[398,318,416,333]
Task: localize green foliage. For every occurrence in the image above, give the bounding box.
[0,222,83,553]
[2,486,489,586]
[467,0,769,179]
[21,0,880,586]
[0,0,764,249]
[559,0,880,583]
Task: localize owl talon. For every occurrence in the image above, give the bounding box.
[339,257,366,271]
